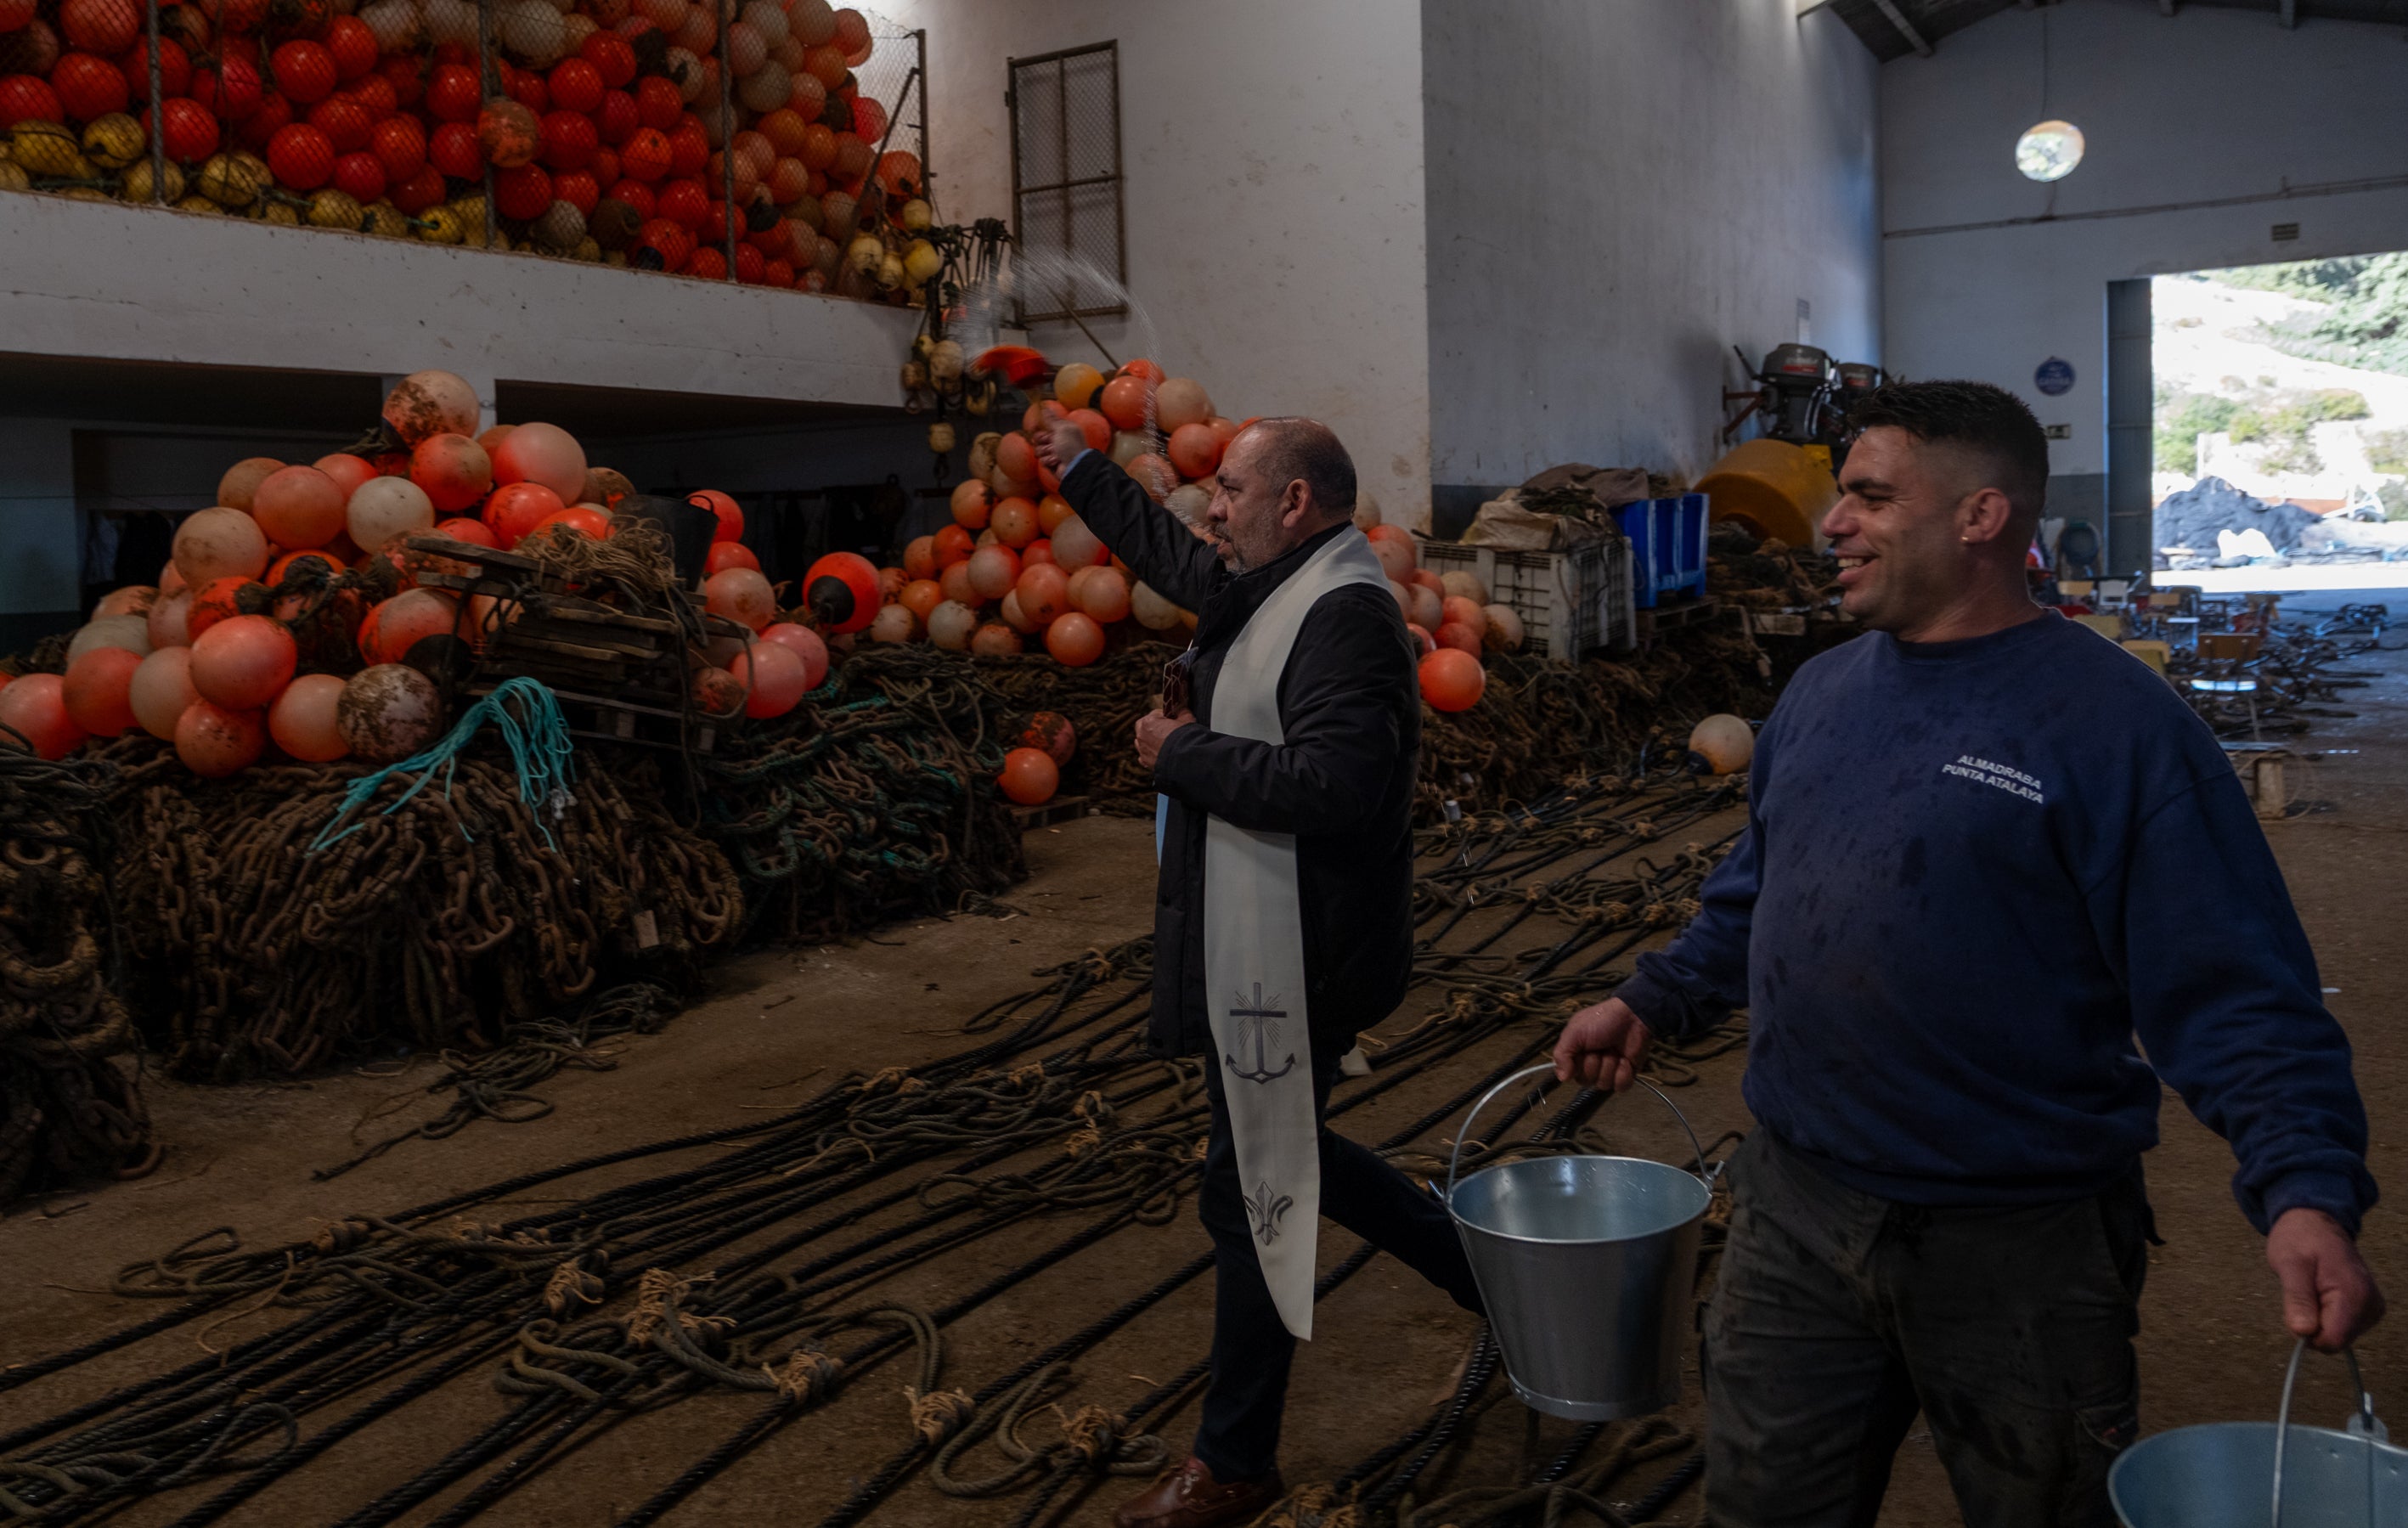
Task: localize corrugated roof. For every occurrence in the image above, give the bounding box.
[1827,0,2408,63]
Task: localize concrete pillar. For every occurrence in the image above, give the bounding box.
[0,419,85,628]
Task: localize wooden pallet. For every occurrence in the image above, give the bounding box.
[1634,596,1723,642]
[1011,794,1093,831]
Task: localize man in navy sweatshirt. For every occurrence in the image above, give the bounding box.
[1554,381,2382,1526]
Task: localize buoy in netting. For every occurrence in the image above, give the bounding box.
[803,551,881,634]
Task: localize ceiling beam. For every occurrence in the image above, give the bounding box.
[2279,0,2297,25]
[1868,0,1935,55]
[2159,0,2178,14]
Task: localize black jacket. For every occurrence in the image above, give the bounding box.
[1058,452,1420,1058]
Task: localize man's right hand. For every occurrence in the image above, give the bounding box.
[1554,996,1652,1091]
[1035,414,1086,478]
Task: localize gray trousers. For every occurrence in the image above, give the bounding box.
[1704,1131,2152,1528]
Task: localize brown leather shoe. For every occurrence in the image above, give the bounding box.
[1112,1455,1285,1528]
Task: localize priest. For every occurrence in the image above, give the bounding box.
[1037,414,1482,1528]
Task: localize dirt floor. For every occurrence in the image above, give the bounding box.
[4,596,2405,1526]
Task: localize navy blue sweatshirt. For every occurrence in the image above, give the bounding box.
[1617,613,2376,1234]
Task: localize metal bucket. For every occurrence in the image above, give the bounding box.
[2112,1343,2408,1527]
[1445,1064,1712,1421]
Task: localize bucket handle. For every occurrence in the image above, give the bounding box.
[1445,1063,1711,1208]
[2271,1337,2383,1528]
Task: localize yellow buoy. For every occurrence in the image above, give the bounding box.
[1694,438,1838,549]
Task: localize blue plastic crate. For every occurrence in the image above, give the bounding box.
[1613,493,1709,608]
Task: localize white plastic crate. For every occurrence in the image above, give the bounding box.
[1422,536,1637,657]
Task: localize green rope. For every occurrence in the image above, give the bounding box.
[310,678,578,853]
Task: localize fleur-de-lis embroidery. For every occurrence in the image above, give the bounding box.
[1244,1179,1294,1244]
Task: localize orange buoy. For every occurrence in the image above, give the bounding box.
[706,567,779,633]
[337,663,444,761]
[691,665,747,718]
[707,541,760,576]
[1435,620,1482,657]
[967,544,1021,601]
[189,614,297,709]
[1020,710,1075,765]
[485,482,566,547]
[1167,423,1221,479]
[1050,515,1109,570]
[251,465,348,550]
[761,622,829,690]
[433,516,500,548]
[159,561,188,596]
[1405,623,1435,657]
[532,505,613,540]
[313,452,378,499]
[409,432,494,513]
[361,589,460,666]
[937,561,984,610]
[899,578,945,623]
[1098,374,1151,432]
[1418,647,1485,712]
[1687,714,1755,775]
[999,589,1039,634]
[129,647,200,741]
[730,640,808,718]
[1127,454,1176,502]
[996,432,1038,484]
[217,457,285,514]
[903,535,936,581]
[1156,377,1211,432]
[268,672,350,761]
[489,420,587,502]
[1045,611,1104,666]
[933,524,976,569]
[970,622,1022,657]
[173,507,271,588]
[998,746,1058,805]
[689,488,744,543]
[0,675,84,759]
[950,479,993,530]
[1441,595,1486,633]
[1036,496,1076,536]
[267,550,342,588]
[991,496,1040,548]
[1052,362,1103,410]
[175,698,265,777]
[1016,562,1072,625]
[1074,566,1131,624]
[349,476,438,552]
[62,646,142,738]
[801,552,880,634]
[187,577,261,641]
[1065,410,1112,454]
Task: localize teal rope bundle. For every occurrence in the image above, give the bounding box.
[311,678,578,853]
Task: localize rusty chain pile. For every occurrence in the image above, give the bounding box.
[101,737,742,1082]
[0,747,153,1201]
[0,764,1747,1525]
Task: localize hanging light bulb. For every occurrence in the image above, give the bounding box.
[2015,120,2085,182]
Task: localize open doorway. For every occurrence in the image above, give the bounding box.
[2150,252,2408,593]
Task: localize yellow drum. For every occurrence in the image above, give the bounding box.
[1695,439,1838,549]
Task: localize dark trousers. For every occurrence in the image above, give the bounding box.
[1704,1131,2152,1528]
[1191,1048,1484,1482]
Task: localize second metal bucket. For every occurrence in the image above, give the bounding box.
[1445,1063,1712,1421]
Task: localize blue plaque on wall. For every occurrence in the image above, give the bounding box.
[2035,357,2076,396]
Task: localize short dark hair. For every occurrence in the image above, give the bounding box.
[1240,416,1356,516]
[1847,380,2049,527]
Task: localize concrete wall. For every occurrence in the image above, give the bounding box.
[878,0,1435,527]
[1421,0,1881,517]
[0,196,922,414]
[1882,0,2408,482]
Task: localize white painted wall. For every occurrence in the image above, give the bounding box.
[1421,0,1881,498]
[1882,0,2408,479]
[877,0,1435,526]
[0,194,921,414]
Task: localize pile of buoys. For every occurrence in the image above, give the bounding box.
[14,367,814,775]
[0,0,936,306]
